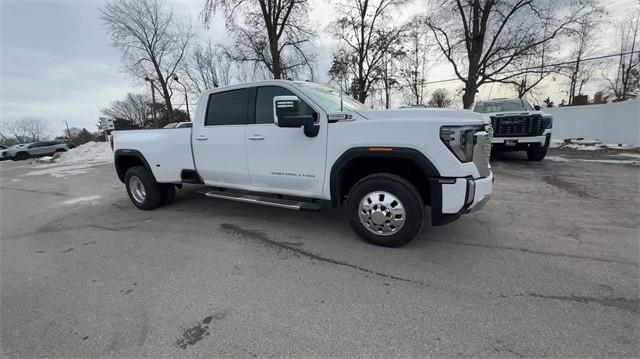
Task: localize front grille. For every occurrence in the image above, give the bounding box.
[472,126,492,177]
[490,115,544,137]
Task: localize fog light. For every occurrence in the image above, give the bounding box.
[465,179,475,205]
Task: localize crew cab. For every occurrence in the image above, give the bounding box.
[112,80,494,247]
[470,98,552,161]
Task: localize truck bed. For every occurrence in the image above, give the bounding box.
[112,128,195,183]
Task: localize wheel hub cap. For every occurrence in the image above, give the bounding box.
[129,176,146,203]
[358,191,406,236]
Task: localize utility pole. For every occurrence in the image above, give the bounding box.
[64,120,73,146]
[145,77,158,128]
[173,75,190,120]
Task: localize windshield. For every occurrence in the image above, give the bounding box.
[473,99,532,113]
[296,82,366,112]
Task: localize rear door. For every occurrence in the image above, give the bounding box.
[28,142,48,156]
[245,85,327,196]
[192,88,252,187]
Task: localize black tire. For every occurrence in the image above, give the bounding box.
[527,147,547,161]
[160,184,176,205]
[346,173,424,247]
[15,152,29,161]
[124,166,162,210]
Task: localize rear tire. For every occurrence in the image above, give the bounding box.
[124,166,162,210]
[346,173,424,247]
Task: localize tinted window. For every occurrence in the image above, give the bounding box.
[205,89,250,126]
[255,86,316,124]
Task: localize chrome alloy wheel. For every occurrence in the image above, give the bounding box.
[129,175,146,203]
[358,191,406,236]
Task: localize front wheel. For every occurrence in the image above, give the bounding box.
[346,174,424,247]
[527,147,547,161]
[15,152,29,161]
[124,166,162,210]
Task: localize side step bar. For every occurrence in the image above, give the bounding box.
[203,189,322,211]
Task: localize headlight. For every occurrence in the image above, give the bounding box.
[440,125,481,162]
[542,116,553,129]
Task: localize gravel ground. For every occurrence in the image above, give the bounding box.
[1,150,638,358]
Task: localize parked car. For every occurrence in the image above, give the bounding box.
[470,98,552,161]
[4,141,70,161]
[163,122,192,129]
[1,144,27,161]
[112,80,493,247]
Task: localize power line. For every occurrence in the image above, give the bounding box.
[369,50,640,92]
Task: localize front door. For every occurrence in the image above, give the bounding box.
[192,87,252,187]
[245,85,327,197]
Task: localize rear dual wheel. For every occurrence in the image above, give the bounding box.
[346,174,424,248]
[125,166,175,210]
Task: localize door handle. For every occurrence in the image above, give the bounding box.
[248,135,265,141]
[195,135,208,141]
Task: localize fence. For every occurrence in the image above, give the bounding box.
[544,100,640,146]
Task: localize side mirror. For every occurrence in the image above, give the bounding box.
[273,95,315,128]
[533,105,541,111]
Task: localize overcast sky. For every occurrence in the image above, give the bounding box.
[0,0,635,137]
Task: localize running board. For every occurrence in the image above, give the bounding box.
[203,190,322,211]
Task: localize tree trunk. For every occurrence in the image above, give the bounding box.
[270,39,283,79]
[462,82,477,109]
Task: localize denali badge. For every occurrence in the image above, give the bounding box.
[501,118,524,125]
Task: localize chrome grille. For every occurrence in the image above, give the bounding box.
[490,115,544,136]
[472,126,492,177]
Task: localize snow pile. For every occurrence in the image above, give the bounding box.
[26,142,113,177]
[552,138,639,151]
[56,141,113,165]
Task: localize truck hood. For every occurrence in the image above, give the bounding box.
[354,108,489,125]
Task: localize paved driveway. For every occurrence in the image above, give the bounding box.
[1,151,638,357]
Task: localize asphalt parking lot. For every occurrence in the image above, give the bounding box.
[1,150,638,358]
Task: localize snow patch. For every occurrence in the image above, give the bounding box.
[26,164,94,177]
[545,155,639,166]
[545,156,570,162]
[61,195,102,205]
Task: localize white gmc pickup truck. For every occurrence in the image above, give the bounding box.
[112,80,494,247]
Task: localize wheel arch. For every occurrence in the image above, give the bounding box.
[329,147,441,208]
[114,149,155,183]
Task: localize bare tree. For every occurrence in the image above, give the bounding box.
[101,0,190,125]
[180,40,233,97]
[202,0,316,80]
[101,93,152,129]
[428,88,453,108]
[399,18,429,106]
[427,0,602,108]
[0,117,50,143]
[604,8,640,101]
[329,0,406,103]
[562,13,601,104]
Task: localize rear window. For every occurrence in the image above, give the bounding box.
[205,88,251,126]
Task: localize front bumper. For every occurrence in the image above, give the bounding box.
[429,171,494,226]
[491,132,551,151]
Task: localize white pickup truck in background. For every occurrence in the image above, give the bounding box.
[471,98,553,161]
[112,80,494,247]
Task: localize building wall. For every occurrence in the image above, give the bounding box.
[545,100,640,145]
